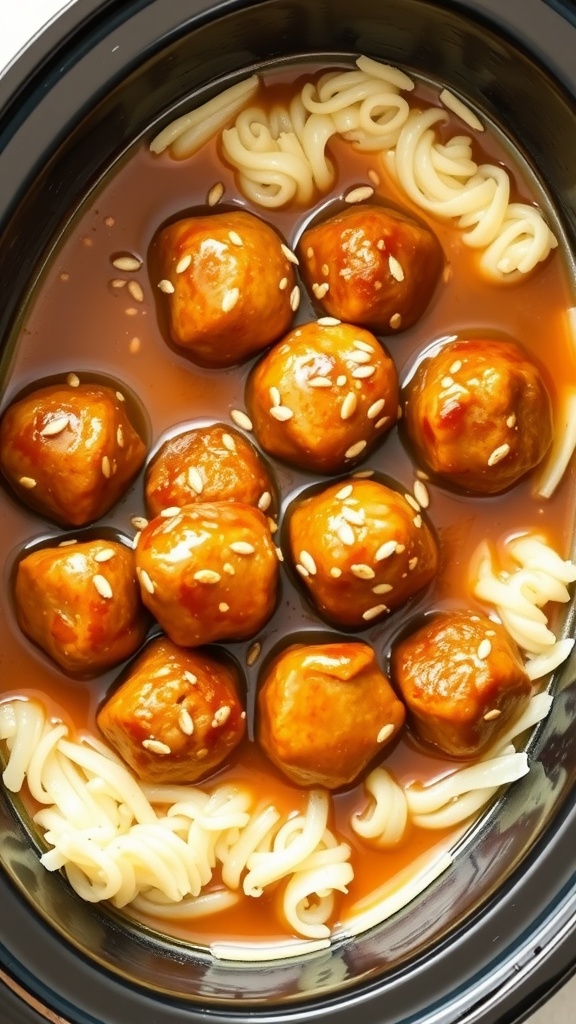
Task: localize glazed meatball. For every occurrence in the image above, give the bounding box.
[287,478,438,628]
[246,320,399,473]
[391,611,531,758]
[97,636,246,784]
[257,641,405,789]
[297,203,443,334]
[0,381,147,527]
[135,502,279,646]
[14,538,148,676]
[145,423,276,520]
[402,337,553,494]
[153,209,297,367]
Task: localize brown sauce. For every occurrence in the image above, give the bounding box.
[1,62,575,948]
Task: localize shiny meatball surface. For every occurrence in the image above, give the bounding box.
[403,337,554,494]
[287,478,439,628]
[246,320,398,473]
[14,539,148,676]
[391,610,531,758]
[297,203,443,334]
[145,423,276,519]
[97,636,246,784]
[135,502,279,646]
[0,382,147,527]
[153,210,297,367]
[257,641,405,788]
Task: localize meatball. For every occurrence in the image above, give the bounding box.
[0,381,147,527]
[14,538,148,676]
[145,423,276,520]
[135,502,279,646]
[391,610,531,758]
[97,636,246,784]
[153,209,297,367]
[297,203,443,334]
[402,337,553,494]
[257,641,405,789]
[287,478,438,628]
[245,320,399,473]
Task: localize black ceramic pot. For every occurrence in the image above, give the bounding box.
[0,1,575,1022]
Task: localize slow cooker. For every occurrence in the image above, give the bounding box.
[0,1,575,1022]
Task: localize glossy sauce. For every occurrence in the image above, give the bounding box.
[1,64,575,947]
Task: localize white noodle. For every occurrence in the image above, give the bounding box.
[150,75,260,156]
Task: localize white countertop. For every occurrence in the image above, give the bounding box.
[0,0,73,72]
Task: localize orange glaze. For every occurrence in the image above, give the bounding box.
[0,61,575,948]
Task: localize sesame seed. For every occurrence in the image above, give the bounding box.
[330,566,342,578]
[337,522,356,546]
[132,532,141,549]
[212,705,231,726]
[375,416,390,430]
[196,748,208,759]
[184,671,198,685]
[160,506,180,518]
[269,386,281,408]
[175,254,192,274]
[389,313,402,329]
[483,709,501,721]
[413,515,423,528]
[321,263,329,276]
[112,255,142,272]
[228,230,243,246]
[340,392,358,420]
[246,641,262,666]
[317,316,341,326]
[312,282,329,299]
[289,285,301,311]
[128,280,144,303]
[142,738,171,755]
[372,583,393,594]
[308,376,332,388]
[18,476,37,489]
[354,339,374,354]
[368,168,380,186]
[336,374,347,387]
[342,506,365,526]
[413,479,430,508]
[219,602,230,613]
[40,414,69,437]
[279,276,289,290]
[345,439,367,459]
[221,432,236,452]
[223,562,235,575]
[395,543,406,553]
[299,550,317,575]
[178,708,194,735]
[116,425,125,448]
[336,484,354,500]
[449,360,462,374]
[353,469,375,479]
[230,409,253,431]
[116,391,125,402]
[208,181,224,206]
[229,541,255,555]
[101,455,112,478]
[67,372,80,388]
[275,546,284,562]
[270,405,294,422]
[477,638,492,660]
[441,376,454,389]
[258,491,272,512]
[488,443,510,466]
[408,557,419,571]
[139,569,155,594]
[131,515,148,530]
[348,350,371,365]
[377,723,395,743]
[506,413,517,428]
[375,540,397,561]
[280,243,299,264]
[296,563,309,578]
[93,574,113,599]
[352,365,376,380]
[362,604,388,621]
[58,539,78,547]
[366,398,385,421]
[111,278,126,289]
[345,185,375,203]
[193,569,221,583]
[267,517,278,534]
[388,255,404,282]
[187,466,204,494]
[94,548,115,563]
[404,493,421,513]
[157,279,175,294]
[351,563,375,580]
[306,246,314,258]
[222,287,239,312]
